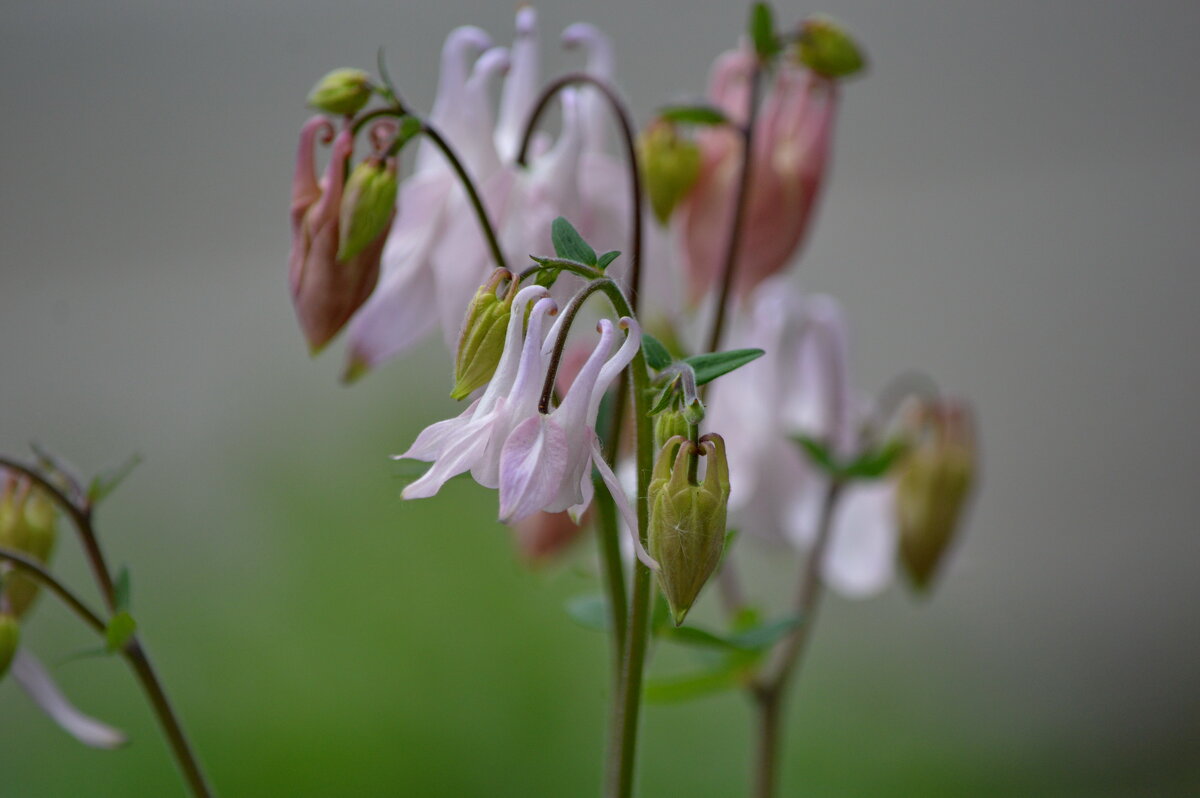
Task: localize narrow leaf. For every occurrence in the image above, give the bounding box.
[793,435,839,474]
[113,566,132,613]
[842,438,908,480]
[644,665,743,703]
[750,3,780,60]
[105,612,137,653]
[727,615,802,651]
[596,250,621,271]
[550,217,597,266]
[564,594,609,632]
[657,105,729,126]
[86,453,143,505]
[641,334,673,371]
[661,625,743,652]
[684,348,765,385]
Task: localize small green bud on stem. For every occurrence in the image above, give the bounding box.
[0,476,58,619]
[795,15,867,79]
[638,120,702,226]
[452,269,517,400]
[307,68,374,116]
[648,434,731,625]
[338,157,399,261]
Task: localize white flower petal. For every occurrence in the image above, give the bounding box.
[12,650,127,750]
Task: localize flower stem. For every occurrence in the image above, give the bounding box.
[749,478,843,798]
[0,457,216,798]
[516,73,645,311]
[703,63,765,357]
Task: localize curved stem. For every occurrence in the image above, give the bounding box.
[0,547,106,633]
[517,258,603,285]
[703,63,765,357]
[0,457,215,798]
[516,73,645,312]
[348,107,508,273]
[750,478,843,798]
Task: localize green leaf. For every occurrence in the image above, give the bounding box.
[564,594,609,632]
[749,3,781,60]
[793,435,839,474]
[113,566,132,613]
[684,348,765,385]
[842,438,908,480]
[87,453,143,505]
[641,334,673,371]
[657,105,729,126]
[727,615,802,651]
[644,664,743,703]
[394,115,423,149]
[550,217,597,266]
[105,612,137,653]
[661,625,743,651]
[647,378,681,416]
[596,250,621,271]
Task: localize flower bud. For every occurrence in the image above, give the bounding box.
[452,270,516,400]
[648,434,731,625]
[896,401,976,592]
[307,68,374,116]
[638,120,702,226]
[0,474,58,619]
[338,157,399,261]
[795,15,866,79]
[0,614,18,680]
[653,410,689,450]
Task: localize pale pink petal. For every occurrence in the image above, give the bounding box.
[401,415,493,500]
[590,440,659,570]
[417,26,493,174]
[495,7,541,162]
[498,415,569,522]
[821,480,898,598]
[395,399,481,462]
[12,650,127,749]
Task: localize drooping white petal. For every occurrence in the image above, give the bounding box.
[418,26,493,174]
[401,414,493,500]
[498,415,569,522]
[821,480,898,598]
[12,649,127,749]
[589,440,659,570]
[561,22,615,154]
[396,399,481,462]
[587,316,641,427]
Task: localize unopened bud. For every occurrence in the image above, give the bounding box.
[795,15,866,79]
[338,157,399,261]
[638,120,702,226]
[0,475,59,619]
[452,270,516,400]
[648,434,731,625]
[0,614,18,680]
[896,401,976,592]
[653,410,689,450]
[307,68,374,116]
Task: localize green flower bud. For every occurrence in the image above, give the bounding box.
[648,434,731,625]
[338,157,399,261]
[653,410,690,451]
[452,269,516,400]
[0,614,18,681]
[638,120,702,226]
[0,477,58,619]
[896,402,976,592]
[307,68,374,116]
[796,15,867,79]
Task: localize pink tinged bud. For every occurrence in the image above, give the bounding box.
[679,57,837,302]
[511,509,590,563]
[289,123,392,354]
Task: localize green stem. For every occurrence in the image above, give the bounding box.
[0,547,106,633]
[0,458,216,798]
[750,478,843,798]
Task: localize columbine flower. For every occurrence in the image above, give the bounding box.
[0,471,125,748]
[677,49,837,303]
[342,9,629,381]
[288,118,391,353]
[705,279,897,597]
[397,284,655,568]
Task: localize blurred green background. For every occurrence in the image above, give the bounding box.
[2,1,1198,796]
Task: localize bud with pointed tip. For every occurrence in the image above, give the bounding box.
[648,433,731,625]
[452,269,517,400]
[0,614,18,680]
[795,15,866,79]
[338,157,399,260]
[0,474,58,619]
[896,401,976,591]
[307,68,374,116]
[638,119,702,226]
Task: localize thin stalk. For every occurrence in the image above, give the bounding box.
[703,63,765,357]
[750,478,843,798]
[0,547,106,633]
[0,457,215,798]
[515,73,645,311]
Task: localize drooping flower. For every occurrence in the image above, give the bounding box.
[705,279,897,597]
[677,49,837,302]
[288,118,392,353]
[342,10,630,381]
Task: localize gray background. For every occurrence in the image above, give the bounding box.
[2,1,1198,795]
